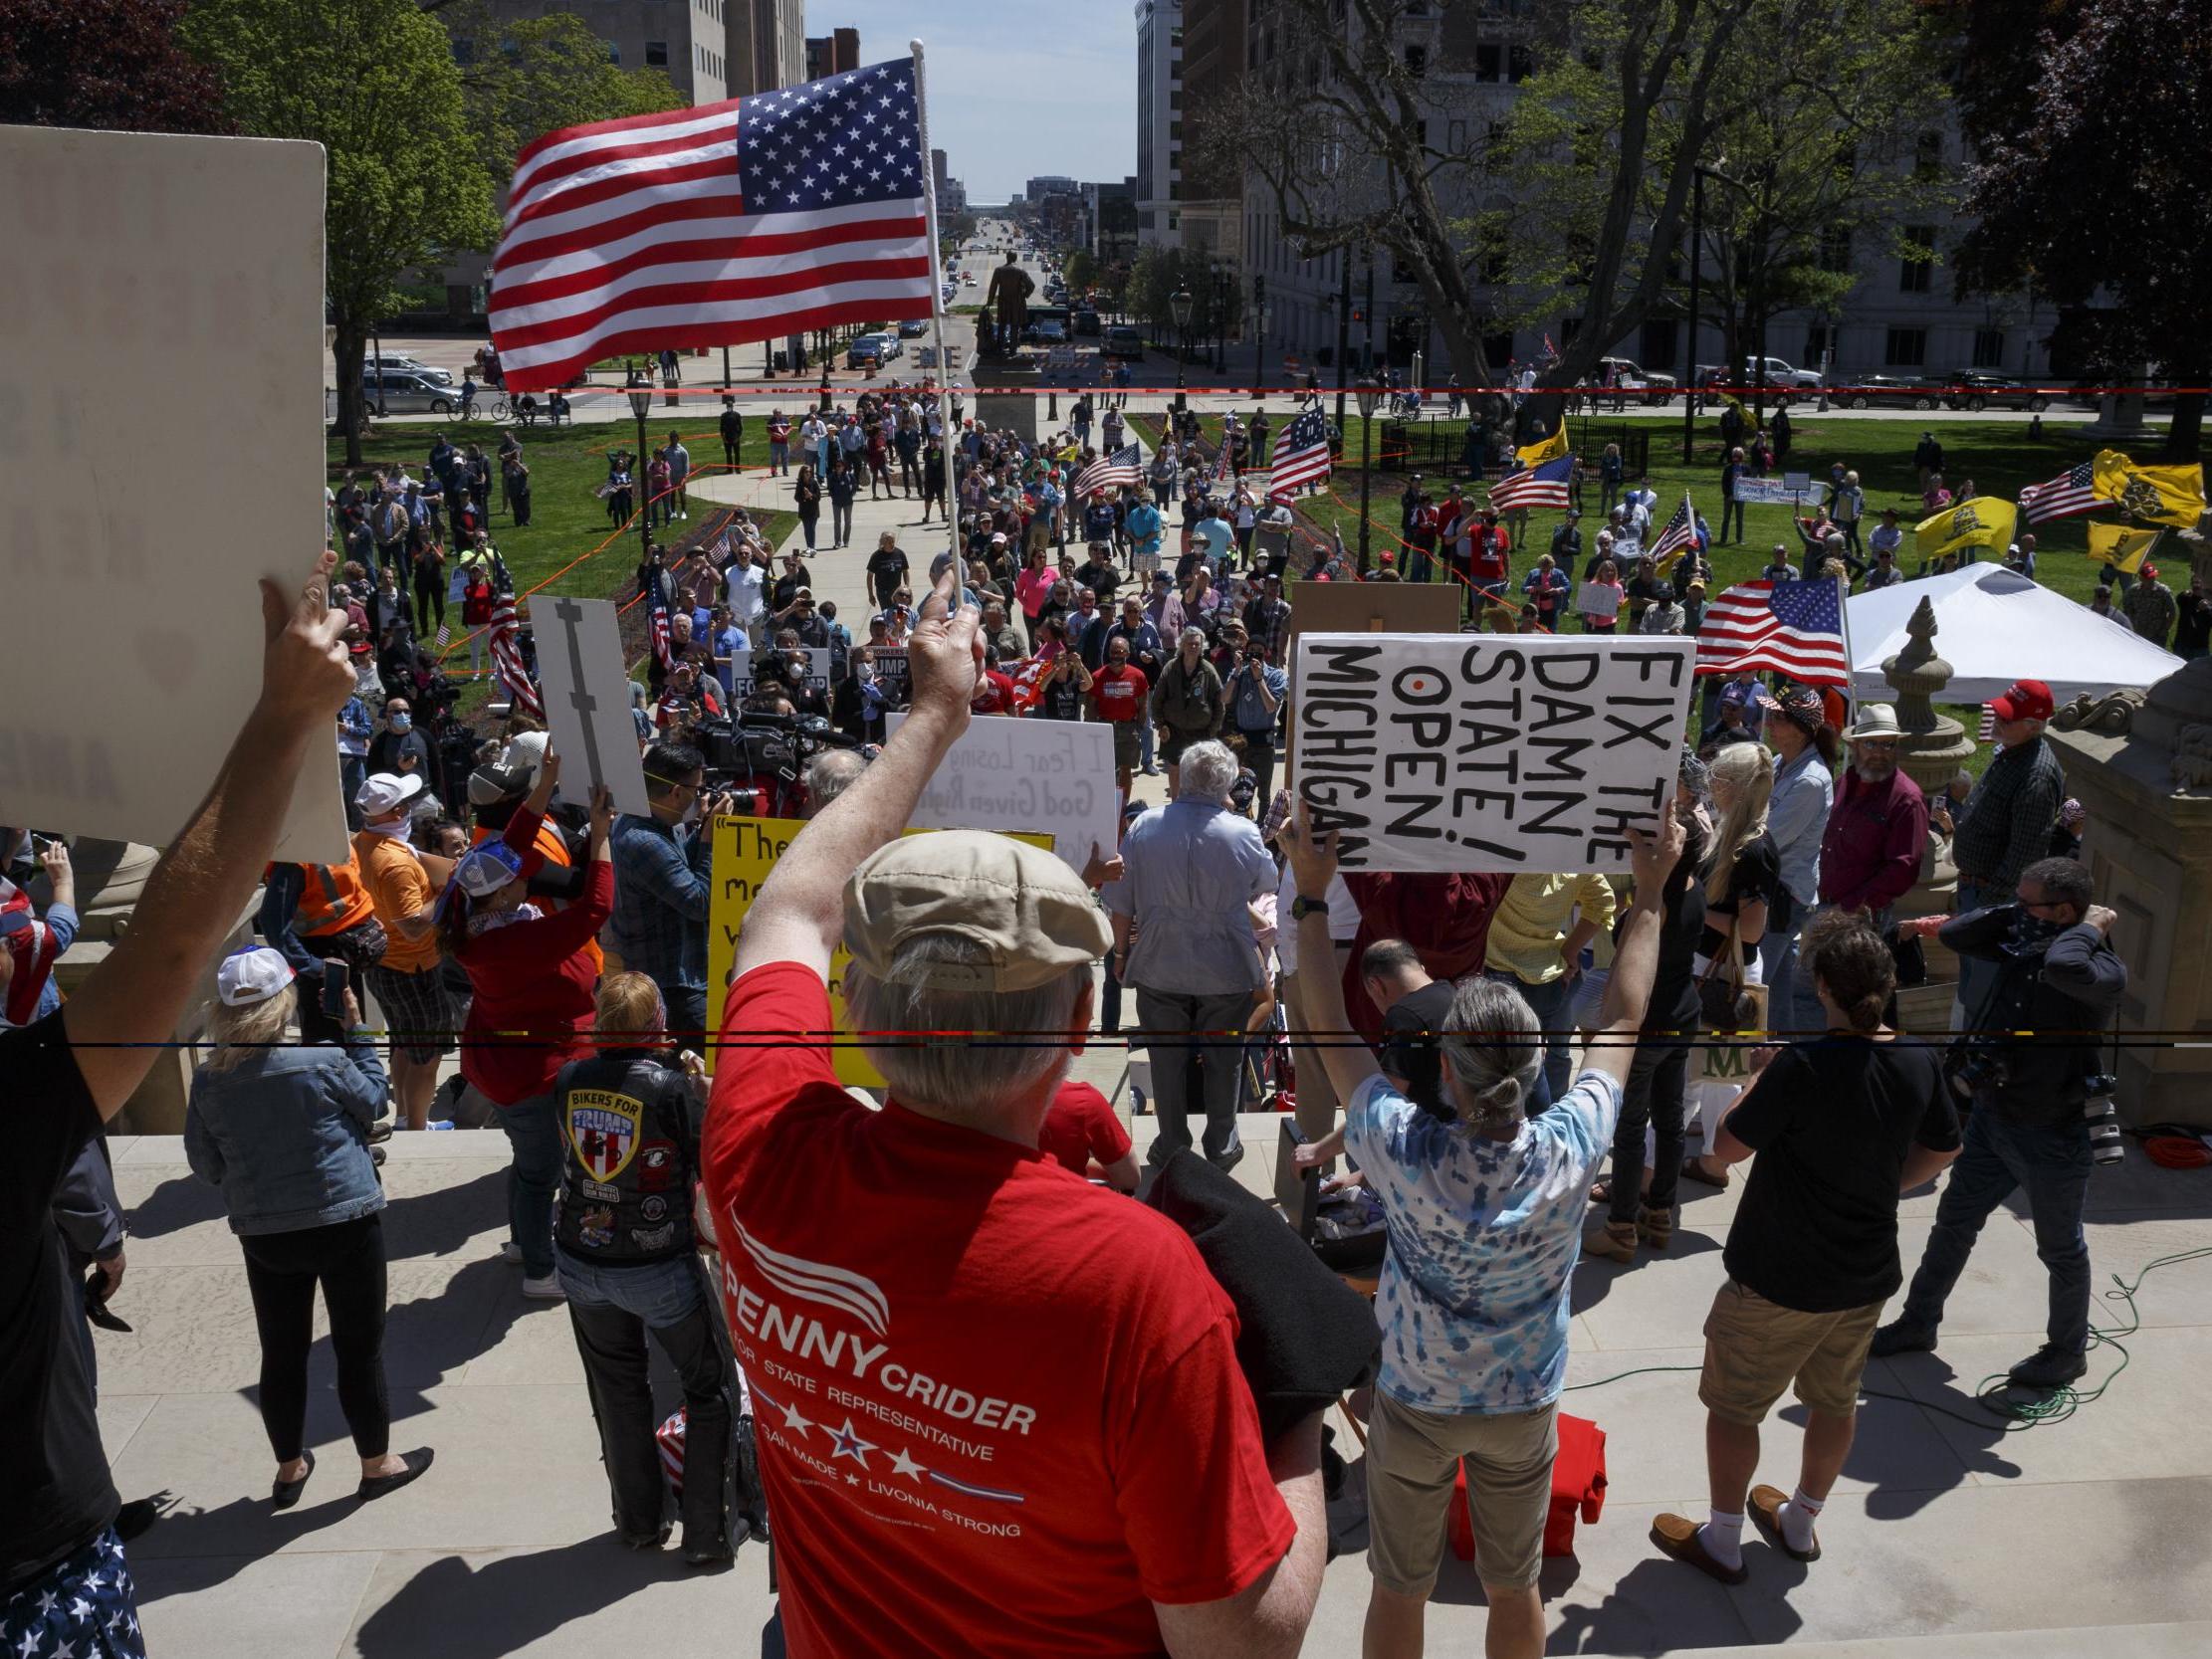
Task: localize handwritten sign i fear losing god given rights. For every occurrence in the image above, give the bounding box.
[1293,633,1694,873]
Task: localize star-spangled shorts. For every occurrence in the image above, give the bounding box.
[0,1528,145,1659]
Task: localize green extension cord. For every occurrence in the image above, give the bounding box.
[1563,1248,2212,1432]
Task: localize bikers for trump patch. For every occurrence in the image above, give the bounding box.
[566,1090,645,1182]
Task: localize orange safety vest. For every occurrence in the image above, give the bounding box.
[292,853,376,937]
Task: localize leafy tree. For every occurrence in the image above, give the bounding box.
[1064,249,1100,296]
[1954,0,2209,460]
[181,0,498,465]
[1216,0,1762,410]
[438,4,683,183]
[0,0,228,132]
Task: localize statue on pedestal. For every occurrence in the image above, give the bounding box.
[983,253,1033,357]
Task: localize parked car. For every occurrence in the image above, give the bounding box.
[845,331,901,368]
[1738,355,1826,389]
[1836,373,1947,409]
[362,370,460,415]
[1071,308,1102,337]
[365,353,454,386]
[1939,371,2050,412]
[1102,323,1145,359]
[1592,357,1677,402]
[1023,317,1069,344]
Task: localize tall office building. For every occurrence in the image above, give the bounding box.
[729,0,807,96]
[1134,0,1183,249]
[1178,0,1246,261]
[449,1,735,104]
[804,26,860,81]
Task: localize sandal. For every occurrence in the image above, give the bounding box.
[1680,1157,1731,1189]
[1588,1177,1613,1206]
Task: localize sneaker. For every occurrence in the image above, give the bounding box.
[1869,1319,1938,1358]
[425,1120,457,1132]
[521,1273,565,1301]
[499,1241,524,1264]
[2007,1344,2088,1390]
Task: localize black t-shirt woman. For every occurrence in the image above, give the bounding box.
[1694,742,1778,980]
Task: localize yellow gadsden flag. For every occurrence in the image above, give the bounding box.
[1915,497,2018,563]
[1515,424,1568,469]
[2087,521,2160,575]
[2091,451,2206,526]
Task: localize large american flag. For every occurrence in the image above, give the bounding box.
[1694,577,1851,685]
[490,61,936,393]
[1268,403,1333,498]
[489,594,545,719]
[1072,443,1140,498]
[2018,461,2100,524]
[1649,492,1698,573]
[1488,453,1573,512]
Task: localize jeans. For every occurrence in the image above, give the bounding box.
[769,441,787,474]
[1139,719,1156,770]
[1487,970,1576,1111]
[1135,986,1252,1161]
[1720,499,1744,543]
[1101,950,1125,1035]
[340,755,368,831]
[799,514,818,549]
[832,500,854,544]
[1899,1109,2093,1356]
[494,1091,563,1278]
[1238,734,1276,805]
[558,1250,733,1550]
[662,984,708,1047]
[1607,1032,1693,1224]
[239,1213,391,1462]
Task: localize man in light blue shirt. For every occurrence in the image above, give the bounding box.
[1195,504,1233,571]
[1280,799,1677,1659]
[1103,740,1275,1166]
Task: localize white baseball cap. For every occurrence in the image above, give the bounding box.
[217,945,297,1006]
[354,771,424,817]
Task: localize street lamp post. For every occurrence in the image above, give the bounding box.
[1250,272,1266,394]
[626,378,654,560]
[1213,266,1229,374]
[1682,167,1705,464]
[1355,378,1379,577]
[1170,283,1194,413]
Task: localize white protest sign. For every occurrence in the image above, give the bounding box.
[1292,633,1694,873]
[1732,476,1805,505]
[528,596,649,815]
[884,713,1114,871]
[0,127,346,859]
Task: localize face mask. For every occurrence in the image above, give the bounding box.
[388,713,412,732]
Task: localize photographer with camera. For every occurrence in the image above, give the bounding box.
[1873,857,2127,1390]
[609,741,727,1044]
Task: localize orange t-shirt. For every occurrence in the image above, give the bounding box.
[352,831,440,973]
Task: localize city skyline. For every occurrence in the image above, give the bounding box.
[821,0,1134,200]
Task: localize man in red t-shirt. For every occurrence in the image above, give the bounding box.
[1037,1079,1141,1191]
[702,569,1323,1659]
[1089,635,1151,797]
[1466,509,1513,625]
[971,659,1018,716]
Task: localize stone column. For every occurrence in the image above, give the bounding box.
[1879,596,1978,1027]
[2049,658,2212,1127]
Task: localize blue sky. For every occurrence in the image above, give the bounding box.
[822,2,1136,201]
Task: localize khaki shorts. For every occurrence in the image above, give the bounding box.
[1698,1280,1884,1426]
[1365,1390,1558,1594]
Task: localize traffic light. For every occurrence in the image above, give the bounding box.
[1253,273,1266,307]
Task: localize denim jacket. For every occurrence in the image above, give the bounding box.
[185,1041,388,1235]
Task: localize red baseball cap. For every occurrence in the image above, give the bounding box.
[1989,678,2054,724]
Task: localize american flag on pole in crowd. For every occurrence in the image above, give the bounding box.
[1694,577,1852,686]
[1268,402,1333,499]
[1072,443,1140,498]
[434,621,451,650]
[1649,493,1698,573]
[1977,706,1997,742]
[2018,460,2100,525]
[1487,452,1573,513]
[707,530,733,563]
[649,595,673,671]
[489,594,545,719]
[489,61,935,393]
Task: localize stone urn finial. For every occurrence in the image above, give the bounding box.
[1881,593,1975,794]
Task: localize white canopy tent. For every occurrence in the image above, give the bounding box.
[1846,562,2183,704]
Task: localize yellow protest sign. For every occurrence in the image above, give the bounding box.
[706,816,1052,1086]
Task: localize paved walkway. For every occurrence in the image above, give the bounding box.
[99,1118,2212,1657]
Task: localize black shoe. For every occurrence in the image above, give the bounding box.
[620,1524,672,1551]
[683,1533,736,1566]
[357,1447,434,1502]
[272,1450,316,1511]
[2007,1345,2088,1390]
[113,1496,165,1542]
[1869,1319,1938,1358]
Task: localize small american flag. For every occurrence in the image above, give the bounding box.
[650,597,673,672]
[1488,453,1573,512]
[434,621,451,650]
[2019,461,2099,524]
[1649,492,1698,573]
[489,594,544,719]
[1268,402,1333,499]
[1695,577,1851,686]
[707,531,733,563]
[1977,706,1996,741]
[1072,443,1140,498]
[490,61,935,392]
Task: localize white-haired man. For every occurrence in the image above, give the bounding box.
[1106,739,1277,1169]
[702,572,1325,1658]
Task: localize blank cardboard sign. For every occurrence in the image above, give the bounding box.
[0,126,344,861]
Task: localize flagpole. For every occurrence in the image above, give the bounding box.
[909,39,963,592]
